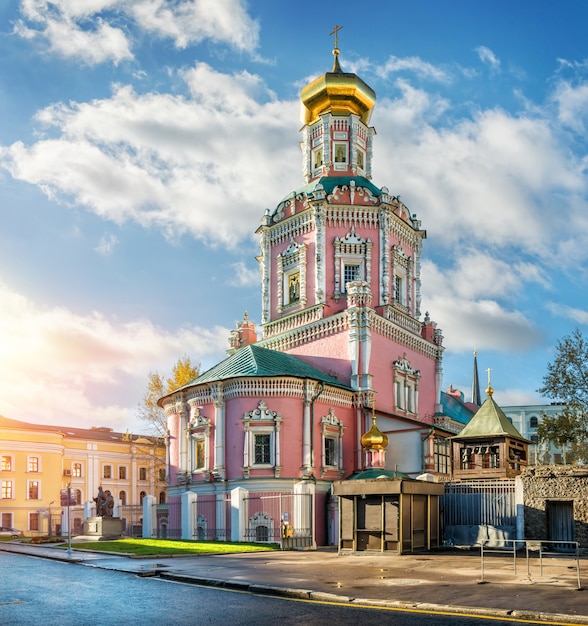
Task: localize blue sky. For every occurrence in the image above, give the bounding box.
[1,0,587,432]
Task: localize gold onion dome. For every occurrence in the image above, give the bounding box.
[361,416,389,451]
[300,44,376,126]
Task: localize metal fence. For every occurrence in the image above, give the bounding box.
[442,480,517,547]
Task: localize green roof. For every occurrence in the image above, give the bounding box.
[171,344,352,394]
[455,394,526,440]
[347,468,411,480]
[274,176,382,215]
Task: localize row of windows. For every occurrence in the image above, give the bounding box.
[312,143,365,170]
[1,479,43,500]
[1,455,41,473]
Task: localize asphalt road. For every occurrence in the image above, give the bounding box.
[0,552,571,625]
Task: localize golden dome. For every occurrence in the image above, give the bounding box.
[361,416,389,451]
[300,55,376,126]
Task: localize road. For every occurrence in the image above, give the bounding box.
[0,552,566,625]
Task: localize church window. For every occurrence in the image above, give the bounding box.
[357,149,365,170]
[242,401,282,476]
[320,408,344,476]
[529,416,538,429]
[188,404,211,474]
[434,436,450,474]
[313,147,323,169]
[343,263,361,291]
[334,143,347,163]
[254,434,271,464]
[392,356,420,417]
[277,241,307,313]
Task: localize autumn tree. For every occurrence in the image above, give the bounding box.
[537,329,588,463]
[137,355,200,436]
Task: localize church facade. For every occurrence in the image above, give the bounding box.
[160,43,451,546]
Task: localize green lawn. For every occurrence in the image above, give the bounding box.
[64,538,281,556]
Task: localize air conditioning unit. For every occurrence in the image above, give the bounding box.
[63,469,72,476]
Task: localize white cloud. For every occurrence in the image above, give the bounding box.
[15,0,260,65]
[476,45,501,72]
[377,55,451,82]
[226,261,259,287]
[95,233,120,255]
[0,277,229,430]
[546,302,588,326]
[0,69,301,246]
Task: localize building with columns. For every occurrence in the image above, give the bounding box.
[160,43,452,546]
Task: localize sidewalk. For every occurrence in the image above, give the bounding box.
[1,542,587,624]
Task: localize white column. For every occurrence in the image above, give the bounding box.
[142,494,156,539]
[231,487,248,542]
[181,491,197,541]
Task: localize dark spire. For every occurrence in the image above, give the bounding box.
[472,349,482,407]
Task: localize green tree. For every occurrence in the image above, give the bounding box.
[538,329,588,464]
[137,355,200,436]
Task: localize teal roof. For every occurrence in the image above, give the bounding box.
[455,394,526,440]
[274,176,382,215]
[440,390,476,425]
[172,344,352,393]
[347,468,411,480]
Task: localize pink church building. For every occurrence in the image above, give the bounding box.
[159,43,453,546]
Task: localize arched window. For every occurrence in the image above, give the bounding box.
[158,491,166,504]
[139,491,146,504]
[119,490,127,505]
[529,416,538,429]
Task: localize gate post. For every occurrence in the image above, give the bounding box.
[294,480,316,548]
[515,475,524,542]
[142,495,156,538]
[231,487,248,542]
[181,491,197,540]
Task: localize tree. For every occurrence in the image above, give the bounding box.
[538,329,588,464]
[137,355,200,436]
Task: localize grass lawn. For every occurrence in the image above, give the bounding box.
[64,538,281,556]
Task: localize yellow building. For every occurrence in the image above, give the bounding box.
[0,415,166,537]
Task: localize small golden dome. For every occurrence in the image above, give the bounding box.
[361,416,389,451]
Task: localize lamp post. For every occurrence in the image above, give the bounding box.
[48,500,54,537]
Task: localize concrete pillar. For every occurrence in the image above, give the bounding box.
[231,487,248,542]
[181,491,197,541]
[142,494,156,539]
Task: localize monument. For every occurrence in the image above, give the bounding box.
[82,485,124,539]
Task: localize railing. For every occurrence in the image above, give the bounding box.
[479,539,582,589]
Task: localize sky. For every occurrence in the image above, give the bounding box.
[1,0,587,434]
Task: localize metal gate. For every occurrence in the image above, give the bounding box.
[547,500,575,552]
[243,492,313,548]
[442,480,517,547]
[190,495,231,540]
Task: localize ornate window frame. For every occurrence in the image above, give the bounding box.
[320,408,345,478]
[392,355,420,417]
[277,239,307,313]
[187,404,211,475]
[242,400,283,478]
[391,245,411,311]
[334,227,372,300]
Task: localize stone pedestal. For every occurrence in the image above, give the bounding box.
[83,517,123,539]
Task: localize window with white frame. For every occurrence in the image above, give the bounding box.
[356,149,365,171]
[391,245,411,311]
[27,456,40,473]
[188,405,211,473]
[1,480,13,499]
[392,355,420,416]
[72,463,82,478]
[118,466,127,480]
[434,436,450,474]
[28,480,40,500]
[103,465,112,479]
[313,147,323,169]
[333,227,372,300]
[1,455,13,472]
[138,467,147,481]
[334,142,347,163]
[277,240,307,312]
[242,400,283,478]
[1,512,13,527]
[320,408,345,476]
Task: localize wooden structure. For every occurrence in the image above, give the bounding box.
[333,473,444,553]
[451,386,530,481]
